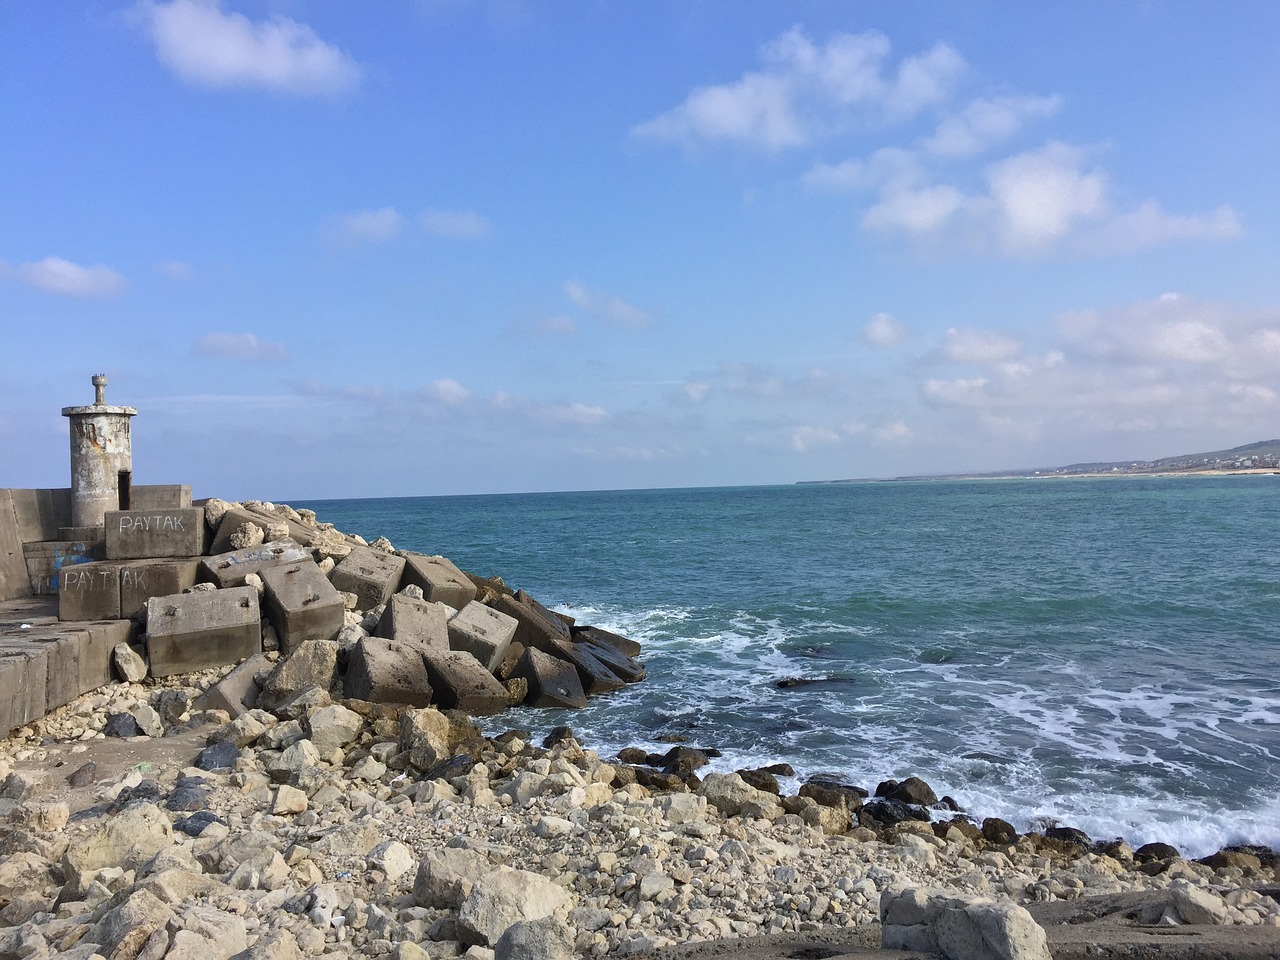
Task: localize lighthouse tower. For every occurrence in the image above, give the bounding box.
[60,374,137,539]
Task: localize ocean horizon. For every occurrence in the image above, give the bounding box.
[297,474,1280,858]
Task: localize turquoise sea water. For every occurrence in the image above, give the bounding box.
[300,477,1280,856]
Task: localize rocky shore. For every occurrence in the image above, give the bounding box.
[0,502,1277,959]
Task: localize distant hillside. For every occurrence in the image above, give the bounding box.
[800,439,1280,484]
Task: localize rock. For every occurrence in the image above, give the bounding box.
[265,739,321,784]
[130,702,165,737]
[113,641,148,682]
[104,711,144,737]
[368,840,415,883]
[493,916,575,960]
[311,820,381,857]
[229,521,265,550]
[259,639,339,709]
[1134,841,1181,863]
[878,776,938,806]
[271,784,308,815]
[457,868,573,947]
[63,801,173,874]
[414,847,495,908]
[511,647,587,709]
[1170,881,1229,924]
[697,773,781,818]
[165,776,212,812]
[229,930,305,960]
[881,886,1052,960]
[67,761,98,786]
[195,741,241,771]
[0,852,58,907]
[87,887,177,958]
[304,703,363,756]
[399,707,453,771]
[0,770,52,801]
[208,709,274,748]
[171,904,248,958]
[423,648,511,715]
[982,818,1019,845]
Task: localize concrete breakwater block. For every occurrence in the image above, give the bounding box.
[512,646,588,709]
[572,624,642,658]
[104,508,205,560]
[421,648,509,715]
[201,541,312,589]
[331,546,405,611]
[377,594,449,651]
[345,637,432,706]
[488,593,571,656]
[447,601,517,673]
[545,637,626,696]
[260,560,344,652]
[119,559,200,620]
[401,553,478,610]
[22,539,102,596]
[0,643,49,736]
[145,585,261,677]
[59,561,121,621]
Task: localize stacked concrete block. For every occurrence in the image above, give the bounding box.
[545,636,626,696]
[376,595,449,651]
[19,620,129,713]
[0,491,27,602]
[129,484,192,510]
[201,540,312,589]
[104,508,205,559]
[572,624,643,658]
[260,560,344,652]
[512,647,588,709]
[489,592,572,655]
[119,559,200,620]
[331,546,406,611]
[447,601,517,673]
[59,562,122,621]
[0,642,49,736]
[207,507,274,555]
[22,539,102,596]
[192,652,272,717]
[344,637,432,706]
[145,585,260,678]
[421,649,509,715]
[401,554,478,610]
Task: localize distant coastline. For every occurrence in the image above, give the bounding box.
[799,438,1280,485]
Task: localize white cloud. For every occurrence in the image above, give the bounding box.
[157,259,192,279]
[539,402,609,425]
[863,312,909,347]
[942,327,1023,364]
[925,94,1062,157]
[684,382,711,402]
[137,0,362,96]
[876,420,912,441]
[1090,201,1241,254]
[985,142,1108,247]
[791,425,841,451]
[863,182,965,235]
[7,257,126,298]
[538,315,579,336]
[325,207,404,245]
[426,378,470,405]
[563,280,651,329]
[195,332,288,362]
[633,27,963,150]
[420,208,493,239]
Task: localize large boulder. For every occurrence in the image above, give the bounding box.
[697,773,782,819]
[457,868,573,947]
[62,802,173,875]
[258,639,338,709]
[422,649,510,715]
[413,847,495,909]
[399,707,453,771]
[344,637,433,706]
[881,886,1051,960]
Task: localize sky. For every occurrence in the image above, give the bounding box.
[2,1,1279,499]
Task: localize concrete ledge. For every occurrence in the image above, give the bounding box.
[146,585,261,678]
[59,561,122,621]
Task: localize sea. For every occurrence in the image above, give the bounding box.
[298,476,1280,858]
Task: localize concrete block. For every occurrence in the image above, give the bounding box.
[241,506,316,546]
[59,562,121,621]
[81,620,133,691]
[489,593,571,656]
[571,624,642,658]
[376,594,448,651]
[23,629,83,712]
[119,559,201,620]
[22,540,104,595]
[331,546,406,611]
[344,637,432,707]
[19,619,128,707]
[421,648,509,715]
[260,560,344,652]
[201,540,312,589]
[511,647,587,709]
[130,484,192,510]
[577,636,646,683]
[0,491,29,603]
[145,585,261,678]
[447,601,517,673]
[3,488,70,543]
[546,637,626,696]
[192,652,271,717]
[0,642,49,735]
[104,508,205,560]
[401,554,478,610]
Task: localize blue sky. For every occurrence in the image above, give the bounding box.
[3,1,1279,498]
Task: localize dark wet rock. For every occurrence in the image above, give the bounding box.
[571,625,642,659]
[616,747,649,765]
[494,730,531,744]
[1134,841,1181,863]
[425,755,475,782]
[575,638,645,683]
[759,762,795,777]
[113,779,163,809]
[153,689,191,724]
[195,741,241,772]
[936,795,962,812]
[862,798,930,827]
[774,675,856,689]
[655,734,688,744]
[799,780,865,811]
[982,817,1019,844]
[104,712,143,738]
[612,766,639,787]
[875,776,938,806]
[67,762,98,787]
[936,818,982,842]
[174,810,227,837]
[632,768,687,792]
[542,726,576,749]
[659,746,711,777]
[165,776,212,812]
[737,768,781,794]
[1046,826,1092,847]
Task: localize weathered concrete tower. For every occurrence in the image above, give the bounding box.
[60,374,137,539]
